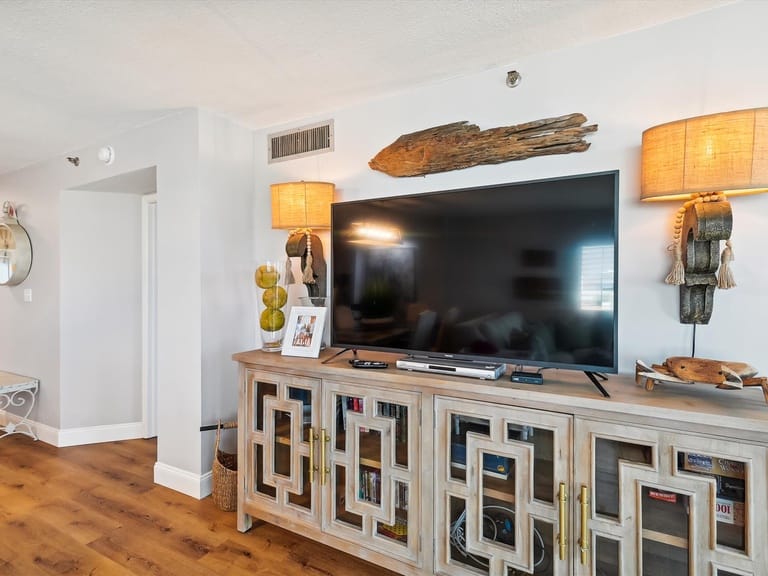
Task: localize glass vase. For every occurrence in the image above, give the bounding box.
[255,260,289,352]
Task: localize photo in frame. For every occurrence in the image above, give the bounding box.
[281,306,328,358]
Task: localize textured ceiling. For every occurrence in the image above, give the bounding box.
[0,0,732,176]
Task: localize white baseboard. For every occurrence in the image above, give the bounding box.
[0,410,144,447]
[27,420,59,445]
[154,461,213,499]
[1,410,213,500]
[56,421,146,447]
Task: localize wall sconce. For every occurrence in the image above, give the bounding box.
[271,181,335,298]
[641,107,768,324]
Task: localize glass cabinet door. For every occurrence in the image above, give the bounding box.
[242,369,321,526]
[574,418,768,576]
[322,380,421,565]
[435,397,572,576]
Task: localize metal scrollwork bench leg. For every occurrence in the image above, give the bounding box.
[0,381,39,440]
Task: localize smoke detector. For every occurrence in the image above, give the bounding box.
[97,146,115,165]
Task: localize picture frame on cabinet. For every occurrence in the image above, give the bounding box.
[282,305,327,358]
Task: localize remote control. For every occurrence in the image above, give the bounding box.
[349,359,389,369]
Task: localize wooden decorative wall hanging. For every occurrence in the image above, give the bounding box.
[368,113,597,177]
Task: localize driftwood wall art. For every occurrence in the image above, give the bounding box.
[369,113,597,177]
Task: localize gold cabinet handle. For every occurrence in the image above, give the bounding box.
[320,428,330,485]
[309,429,317,484]
[579,485,590,565]
[558,482,568,560]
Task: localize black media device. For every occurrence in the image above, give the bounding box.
[330,171,618,394]
[510,371,544,385]
[350,359,389,369]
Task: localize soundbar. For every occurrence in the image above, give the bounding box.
[396,356,506,380]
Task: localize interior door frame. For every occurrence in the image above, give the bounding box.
[142,193,158,438]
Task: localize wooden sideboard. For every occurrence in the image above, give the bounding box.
[233,349,768,576]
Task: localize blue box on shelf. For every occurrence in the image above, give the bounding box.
[451,443,510,479]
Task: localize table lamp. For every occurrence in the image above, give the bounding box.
[641,107,768,323]
[271,181,335,298]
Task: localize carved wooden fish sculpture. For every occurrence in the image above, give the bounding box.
[368,113,597,177]
[635,357,768,404]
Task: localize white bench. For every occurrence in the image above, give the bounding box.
[0,371,39,440]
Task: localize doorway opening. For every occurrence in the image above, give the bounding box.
[61,166,158,442]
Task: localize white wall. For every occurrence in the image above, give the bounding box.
[0,111,203,446]
[60,189,142,428]
[0,167,63,427]
[199,109,255,468]
[252,1,768,376]
[0,109,255,497]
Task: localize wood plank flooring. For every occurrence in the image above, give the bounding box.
[0,435,399,575]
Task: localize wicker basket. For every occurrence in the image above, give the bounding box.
[212,420,238,511]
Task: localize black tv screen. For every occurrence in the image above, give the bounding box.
[330,171,618,373]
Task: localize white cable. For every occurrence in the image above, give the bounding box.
[449,505,548,570]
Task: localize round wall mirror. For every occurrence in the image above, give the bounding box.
[0,203,33,286]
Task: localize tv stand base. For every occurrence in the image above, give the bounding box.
[321,348,358,364]
[584,371,610,398]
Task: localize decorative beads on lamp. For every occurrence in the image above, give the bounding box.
[270,181,335,298]
[665,191,728,286]
[641,107,768,324]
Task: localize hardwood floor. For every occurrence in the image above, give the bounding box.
[0,435,399,575]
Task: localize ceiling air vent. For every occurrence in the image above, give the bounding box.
[268,120,334,163]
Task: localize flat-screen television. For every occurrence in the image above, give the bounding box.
[330,170,618,374]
